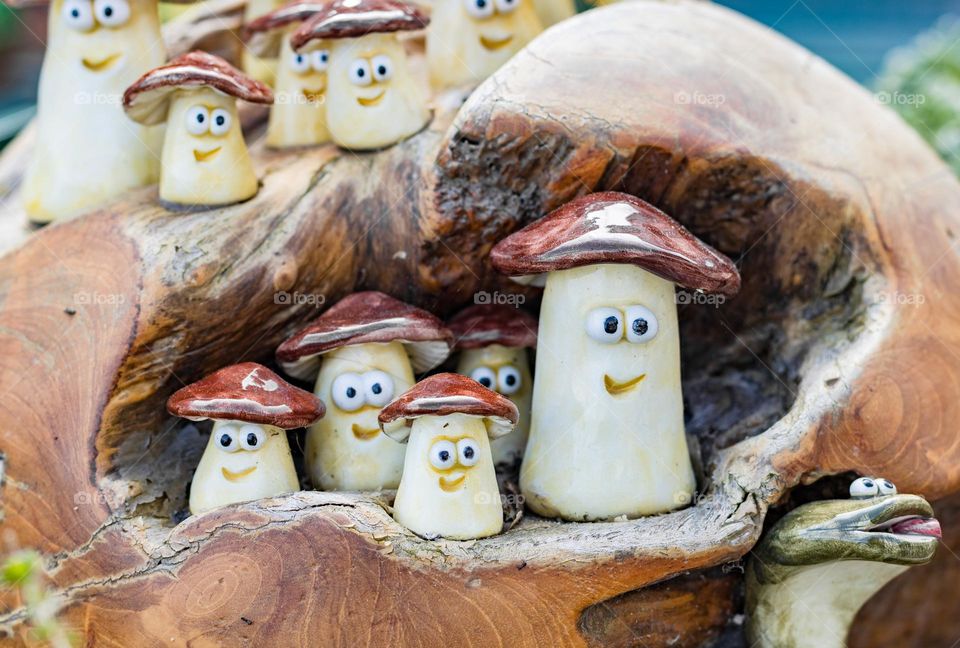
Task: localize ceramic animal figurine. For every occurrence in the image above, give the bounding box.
[290,0,431,150]
[490,191,741,521]
[380,373,518,540]
[447,303,537,468]
[746,477,941,648]
[426,0,541,88]
[245,1,333,148]
[18,0,179,223]
[122,51,274,209]
[167,362,325,514]
[276,291,453,491]
[242,0,286,84]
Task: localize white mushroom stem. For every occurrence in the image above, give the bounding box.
[23,0,165,223]
[393,413,503,540]
[242,0,284,84]
[520,263,696,521]
[189,420,299,514]
[454,344,532,467]
[160,87,259,207]
[306,342,413,490]
[266,32,331,149]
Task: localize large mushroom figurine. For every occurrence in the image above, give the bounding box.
[276,291,453,491]
[290,0,431,150]
[245,1,333,148]
[490,191,741,521]
[380,373,518,540]
[426,0,541,88]
[166,362,325,514]
[122,51,274,209]
[447,304,537,468]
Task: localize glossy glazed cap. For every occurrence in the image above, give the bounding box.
[447,304,538,350]
[290,0,428,49]
[490,192,741,296]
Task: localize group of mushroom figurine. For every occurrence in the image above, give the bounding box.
[166,191,742,540]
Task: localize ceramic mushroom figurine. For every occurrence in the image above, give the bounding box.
[530,0,573,27]
[426,0,541,88]
[122,51,274,209]
[276,291,453,491]
[290,0,431,150]
[242,0,286,84]
[167,362,325,514]
[447,304,536,468]
[490,191,741,521]
[245,1,333,148]
[380,373,518,540]
[17,0,178,223]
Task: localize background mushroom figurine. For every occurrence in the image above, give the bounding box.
[426,0,542,89]
[245,1,333,148]
[530,0,573,27]
[290,0,431,150]
[380,373,518,540]
[18,0,183,223]
[490,191,741,521]
[276,291,453,491]
[122,51,274,209]
[242,0,286,85]
[166,362,325,514]
[447,304,537,468]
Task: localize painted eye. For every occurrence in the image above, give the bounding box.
[462,0,494,18]
[348,59,372,86]
[429,440,457,470]
[493,0,519,13]
[362,370,394,408]
[62,0,95,31]
[457,439,480,466]
[624,305,659,343]
[93,0,129,27]
[216,426,240,453]
[239,425,266,451]
[470,366,496,390]
[497,365,522,395]
[850,477,880,498]
[585,307,623,343]
[289,51,311,73]
[331,372,365,411]
[877,478,897,495]
[209,108,232,136]
[185,105,210,135]
[310,49,329,72]
[371,55,392,82]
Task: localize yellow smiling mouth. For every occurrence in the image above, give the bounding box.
[222,465,257,481]
[604,373,647,395]
[302,87,325,102]
[193,146,222,162]
[356,90,385,107]
[82,53,121,72]
[351,423,380,441]
[439,474,466,492]
[479,34,514,51]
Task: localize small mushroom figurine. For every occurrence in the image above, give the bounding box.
[491,191,741,521]
[380,373,518,540]
[290,0,431,150]
[242,0,286,84]
[276,291,453,491]
[122,51,274,209]
[246,1,333,148]
[426,0,542,88]
[447,304,537,468]
[167,362,325,514]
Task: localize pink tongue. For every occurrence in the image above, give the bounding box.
[891,517,942,538]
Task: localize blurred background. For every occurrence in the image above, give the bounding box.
[2,0,960,168]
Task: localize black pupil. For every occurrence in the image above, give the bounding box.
[71,8,80,16]
[104,6,113,16]
[219,433,232,447]
[477,0,486,6]
[633,318,648,336]
[863,480,874,487]
[215,115,225,126]
[297,56,304,64]
[603,316,619,334]
[246,432,258,447]
[196,113,205,123]
[463,446,475,459]
[377,65,387,75]
[357,68,365,77]
[479,377,492,387]
[371,383,382,395]
[439,450,450,462]
[504,374,517,386]
[346,386,357,398]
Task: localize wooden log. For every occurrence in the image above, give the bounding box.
[2,0,960,644]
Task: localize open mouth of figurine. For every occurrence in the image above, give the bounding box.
[351,423,380,441]
[222,465,257,481]
[480,34,513,51]
[439,473,466,492]
[302,87,325,102]
[603,373,646,395]
[356,90,385,107]
[82,53,122,72]
[865,515,942,538]
[193,146,222,162]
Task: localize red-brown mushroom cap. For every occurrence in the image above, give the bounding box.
[447,304,538,351]
[276,291,453,379]
[379,373,518,441]
[290,0,428,50]
[167,362,325,429]
[490,192,741,296]
[244,1,334,57]
[123,51,274,126]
